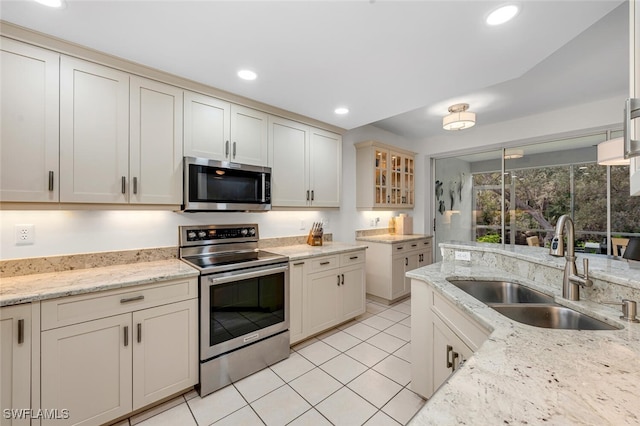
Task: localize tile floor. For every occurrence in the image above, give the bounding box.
[112,298,425,426]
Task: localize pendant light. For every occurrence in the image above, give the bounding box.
[443,103,476,131]
[597,137,629,166]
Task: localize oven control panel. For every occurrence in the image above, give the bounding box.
[183,225,258,243]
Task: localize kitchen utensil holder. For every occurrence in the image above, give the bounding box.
[307,230,323,246]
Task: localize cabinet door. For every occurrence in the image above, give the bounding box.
[631,0,640,196]
[60,56,129,203]
[0,305,31,426]
[230,104,268,166]
[432,315,472,394]
[309,128,341,207]
[132,300,198,410]
[404,252,420,293]
[305,269,341,336]
[183,91,230,160]
[289,260,307,344]
[130,76,183,205]
[1,38,59,202]
[269,116,309,207]
[391,255,408,300]
[340,265,366,321]
[41,314,132,426]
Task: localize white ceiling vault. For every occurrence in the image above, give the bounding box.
[0,0,628,139]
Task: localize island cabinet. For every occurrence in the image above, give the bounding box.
[289,249,366,345]
[183,91,268,167]
[411,279,489,399]
[39,278,198,426]
[0,37,60,203]
[363,238,432,304]
[269,116,341,208]
[355,141,416,209]
[630,0,640,196]
[0,304,33,426]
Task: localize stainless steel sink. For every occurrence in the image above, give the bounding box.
[447,280,556,304]
[490,304,618,330]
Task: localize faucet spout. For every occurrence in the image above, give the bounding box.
[548,214,593,301]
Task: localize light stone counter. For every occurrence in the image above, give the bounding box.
[355,234,431,244]
[407,243,640,425]
[268,242,367,261]
[0,259,199,307]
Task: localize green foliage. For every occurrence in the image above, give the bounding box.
[477,233,501,243]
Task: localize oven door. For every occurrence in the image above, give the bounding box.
[200,262,289,360]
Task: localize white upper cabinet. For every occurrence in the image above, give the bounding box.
[130,76,183,204]
[269,116,341,207]
[0,37,60,202]
[184,92,268,166]
[630,0,640,196]
[60,56,130,203]
[183,91,230,161]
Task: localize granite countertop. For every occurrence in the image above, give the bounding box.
[268,242,367,261]
[0,259,199,307]
[407,257,640,424]
[355,233,431,244]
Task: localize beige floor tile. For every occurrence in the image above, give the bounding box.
[384,323,411,342]
[373,355,412,386]
[360,315,395,331]
[345,342,389,367]
[315,327,341,340]
[367,332,406,354]
[347,369,403,408]
[389,302,412,315]
[377,308,408,323]
[315,387,377,426]
[400,316,412,327]
[363,410,402,426]
[187,384,247,425]
[234,368,285,403]
[337,319,358,330]
[211,406,263,426]
[287,408,332,426]
[341,321,380,340]
[291,337,319,352]
[183,389,199,401]
[270,351,315,383]
[289,367,342,405]
[297,340,340,365]
[366,302,388,315]
[355,311,375,322]
[320,353,368,384]
[130,396,185,425]
[321,330,361,352]
[250,385,311,426]
[393,342,411,363]
[381,388,425,425]
[135,403,196,426]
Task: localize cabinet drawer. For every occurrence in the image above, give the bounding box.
[41,278,198,330]
[432,292,489,351]
[340,250,366,267]
[308,255,339,273]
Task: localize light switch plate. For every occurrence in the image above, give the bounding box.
[454,250,471,261]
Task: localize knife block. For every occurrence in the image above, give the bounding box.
[306,230,323,246]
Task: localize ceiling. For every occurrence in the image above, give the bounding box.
[0,0,628,139]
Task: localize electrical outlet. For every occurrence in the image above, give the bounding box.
[370,219,375,227]
[15,224,35,245]
[454,250,471,261]
[322,218,329,229]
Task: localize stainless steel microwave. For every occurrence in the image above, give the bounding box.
[182,157,271,212]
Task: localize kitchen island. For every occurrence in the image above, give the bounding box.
[408,242,640,425]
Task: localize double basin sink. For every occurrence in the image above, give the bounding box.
[447,280,618,330]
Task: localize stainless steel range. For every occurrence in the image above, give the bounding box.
[179,224,290,396]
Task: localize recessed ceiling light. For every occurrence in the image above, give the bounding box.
[334,107,349,115]
[237,70,257,81]
[34,0,65,8]
[486,5,519,26]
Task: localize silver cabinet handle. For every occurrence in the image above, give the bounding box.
[233,141,237,158]
[624,98,640,158]
[48,171,54,191]
[133,177,138,194]
[121,176,126,194]
[124,326,129,347]
[120,295,144,304]
[137,323,142,343]
[18,319,24,344]
[225,140,230,157]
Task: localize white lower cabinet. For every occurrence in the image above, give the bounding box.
[0,304,32,426]
[40,278,198,426]
[289,249,366,345]
[411,279,489,399]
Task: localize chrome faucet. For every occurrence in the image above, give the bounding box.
[549,214,593,301]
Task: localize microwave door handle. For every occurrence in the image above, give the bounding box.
[262,173,266,202]
[208,264,288,285]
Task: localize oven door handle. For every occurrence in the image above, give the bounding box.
[207,264,289,285]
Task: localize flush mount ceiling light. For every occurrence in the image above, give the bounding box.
[486,4,520,26]
[237,69,257,81]
[334,107,349,115]
[597,137,630,165]
[34,0,66,7]
[504,149,524,159]
[442,103,476,131]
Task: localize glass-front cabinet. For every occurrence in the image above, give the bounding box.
[356,141,416,209]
